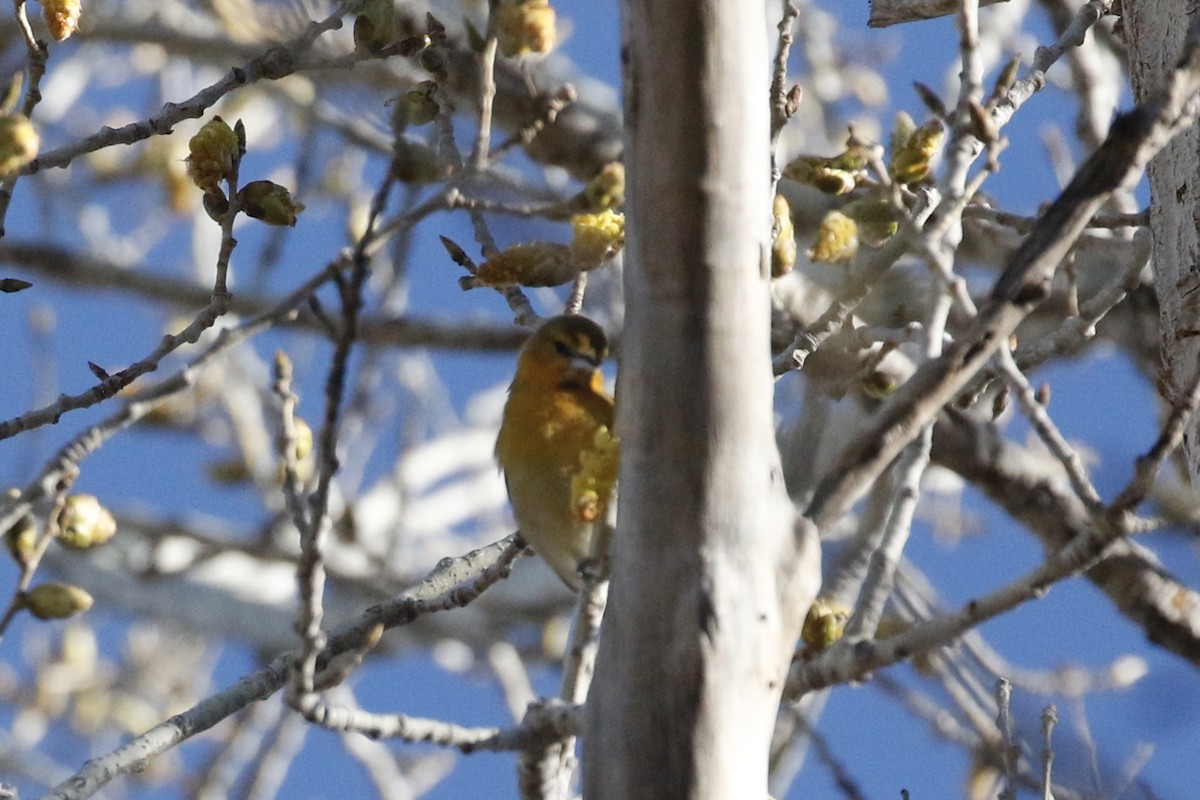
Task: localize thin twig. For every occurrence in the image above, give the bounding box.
[845,292,951,638]
[430,71,539,326]
[243,714,308,800]
[996,679,1019,800]
[564,272,588,314]
[772,233,912,375]
[1041,705,1058,800]
[0,469,75,643]
[290,155,398,706]
[964,204,1147,233]
[41,535,527,800]
[273,353,311,533]
[0,255,350,549]
[805,18,1200,531]
[0,180,241,441]
[1110,356,1200,514]
[941,0,985,195]
[21,1,359,176]
[0,0,49,234]
[0,241,528,350]
[470,35,500,170]
[1015,228,1151,369]
[769,0,801,189]
[490,85,576,161]
[990,1,1117,143]
[994,348,1104,512]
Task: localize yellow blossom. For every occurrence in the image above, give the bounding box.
[185,117,239,193]
[889,111,945,185]
[571,426,619,523]
[843,194,900,246]
[495,0,556,57]
[43,0,81,42]
[465,242,575,289]
[771,194,796,278]
[808,210,859,264]
[0,114,38,177]
[569,208,625,268]
[783,143,870,195]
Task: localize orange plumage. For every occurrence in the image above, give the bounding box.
[496,315,617,589]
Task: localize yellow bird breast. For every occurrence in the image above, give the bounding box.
[497,383,616,589]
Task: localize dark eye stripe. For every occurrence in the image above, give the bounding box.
[553,340,573,358]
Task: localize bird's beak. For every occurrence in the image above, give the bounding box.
[563,354,600,384]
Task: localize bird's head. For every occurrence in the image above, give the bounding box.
[515,314,609,391]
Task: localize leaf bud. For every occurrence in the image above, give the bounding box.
[56,494,117,550]
[0,278,32,293]
[290,417,314,462]
[843,195,900,246]
[392,80,439,129]
[390,139,446,184]
[0,113,38,177]
[238,180,304,226]
[353,0,397,54]
[889,113,945,185]
[783,155,858,195]
[3,513,36,566]
[581,162,625,212]
[808,210,859,264]
[25,583,94,620]
[801,598,851,652]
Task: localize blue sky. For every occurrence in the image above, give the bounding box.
[0,2,1196,799]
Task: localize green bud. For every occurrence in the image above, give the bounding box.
[353,0,397,53]
[0,113,37,177]
[238,180,304,227]
[843,195,900,246]
[25,583,94,620]
[0,277,32,293]
[4,513,36,566]
[801,598,851,652]
[392,81,439,129]
[57,494,117,550]
[290,417,314,462]
[889,112,945,185]
[582,162,625,212]
[391,140,445,184]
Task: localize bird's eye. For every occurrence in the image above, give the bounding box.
[553,340,573,359]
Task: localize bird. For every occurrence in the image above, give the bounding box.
[496,314,618,590]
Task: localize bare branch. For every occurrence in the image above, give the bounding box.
[806,22,1200,531]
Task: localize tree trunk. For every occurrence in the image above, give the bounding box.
[1125,0,1200,483]
[583,1,821,797]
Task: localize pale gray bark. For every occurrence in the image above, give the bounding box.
[583,1,821,797]
[1126,0,1200,484]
